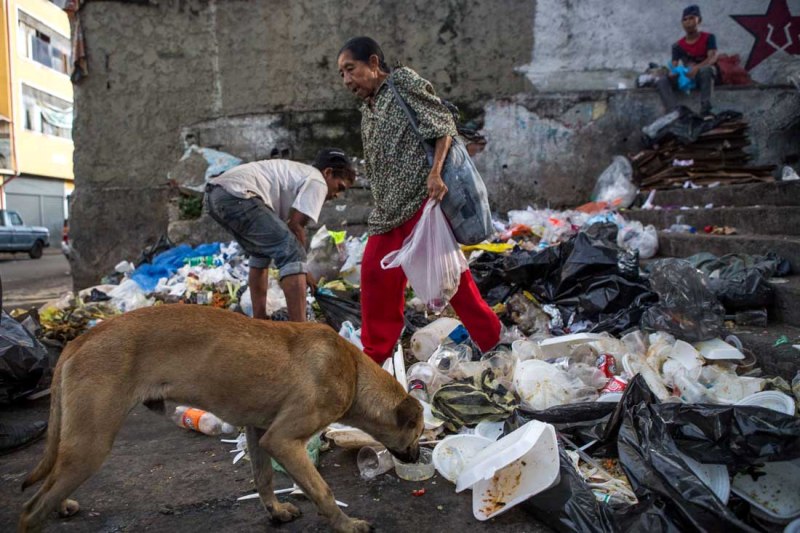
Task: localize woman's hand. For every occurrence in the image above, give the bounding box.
[427,171,448,202]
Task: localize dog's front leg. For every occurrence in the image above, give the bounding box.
[244,426,301,524]
[264,435,371,533]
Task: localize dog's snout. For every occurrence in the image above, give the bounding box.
[407,445,420,463]
[389,445,420,464]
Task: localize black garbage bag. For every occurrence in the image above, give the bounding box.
[509,401,618,451]
[314,289,361,331]
[136,234,174,266]
[469,251,516,306]
[519,375,800,532]
[659,403,800,467]
[498,225,656,335]
[0,311,51,405]
[643,106,744,146]
[687,252,791,311]
[641,258,725,342]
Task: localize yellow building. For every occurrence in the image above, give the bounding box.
[0,0,73,241]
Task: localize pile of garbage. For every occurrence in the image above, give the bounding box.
[4,180,799,529]
[633,108,776,190]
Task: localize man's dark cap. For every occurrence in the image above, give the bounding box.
[312,148,355,177]
[683,5,701,18]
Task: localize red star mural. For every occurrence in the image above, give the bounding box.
[732,0,800,70]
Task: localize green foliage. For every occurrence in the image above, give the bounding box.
[179,195,203,219]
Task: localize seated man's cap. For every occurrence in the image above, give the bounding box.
[683,5,701,18]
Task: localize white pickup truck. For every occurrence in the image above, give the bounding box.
[0,209,50,259]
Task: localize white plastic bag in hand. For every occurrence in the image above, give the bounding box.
[381,202,468,312]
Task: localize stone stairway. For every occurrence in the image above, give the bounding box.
[625,181,800,378]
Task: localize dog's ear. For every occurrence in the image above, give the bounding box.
[396,396,422,430]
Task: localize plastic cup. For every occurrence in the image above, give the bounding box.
[393,447,435,481]
[511,340,542,361]
[357,446,395,480]
[481,351,517,381]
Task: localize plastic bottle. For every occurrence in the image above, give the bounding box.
[410,318,462,361]
[172,406,236,436]
[407,362,437,403]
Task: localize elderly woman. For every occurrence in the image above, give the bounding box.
[337,36,501,365]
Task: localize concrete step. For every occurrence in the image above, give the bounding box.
[657,232,800,271]
[625,206,800,236]
[770,276,800,328]
[730,323,800,381]
[636,180,800,208]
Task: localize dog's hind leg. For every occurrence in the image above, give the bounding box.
[261,425,371,533]
[18,442,110,533]
[19,390,127,533]
[244,426,301,524]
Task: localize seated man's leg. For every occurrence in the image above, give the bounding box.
[656,75,678,112]
[697,66,715,115]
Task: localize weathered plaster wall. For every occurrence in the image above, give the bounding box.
[522,0,800,91]
[70,0,534,288]
[476,87,800,211]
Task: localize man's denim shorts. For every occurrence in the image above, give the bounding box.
[205,185,307,278]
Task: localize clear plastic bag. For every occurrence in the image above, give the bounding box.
[381,202,468,312]
[591,156,637,209]
[641,259,725,342]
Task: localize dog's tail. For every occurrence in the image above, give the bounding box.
[21,359,64,491]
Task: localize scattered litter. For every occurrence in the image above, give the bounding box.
[775,335,791,347]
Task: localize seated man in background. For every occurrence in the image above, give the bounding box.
[656,5,719,116]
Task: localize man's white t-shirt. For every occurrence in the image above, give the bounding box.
[209,160,328,222]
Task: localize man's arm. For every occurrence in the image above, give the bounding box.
[287,209,310,248]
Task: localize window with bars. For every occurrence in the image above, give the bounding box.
[0,119,11,170]
[22,84,72,139]
[17,12,71,75]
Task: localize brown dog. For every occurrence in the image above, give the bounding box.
[19,304,423,532]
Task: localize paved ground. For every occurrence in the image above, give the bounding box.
[1,396,549,532]
[0,250,72,311]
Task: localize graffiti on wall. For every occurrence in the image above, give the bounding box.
[732,0,800,70]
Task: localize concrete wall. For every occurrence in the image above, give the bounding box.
[476,86,800,211]
[522,0,799,91]
[69,0,533,288]
[69,0,800,288]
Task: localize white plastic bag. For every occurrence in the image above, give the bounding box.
[381,202,468,312]
[617,220,659,259]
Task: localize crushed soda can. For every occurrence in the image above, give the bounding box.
[596,354,617,378]
[602,376,628,394]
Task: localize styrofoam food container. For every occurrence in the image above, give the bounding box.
[669,340,704,369]
[679,451,730,504]
[475,420,505,441]
[732,460,800,522]
[692,338,744,360]
[456,420,559,521]
[432,435,493,483]
[538,333,604,358]
[735,391,796,415]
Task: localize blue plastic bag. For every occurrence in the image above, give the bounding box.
[669,64,696,94]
